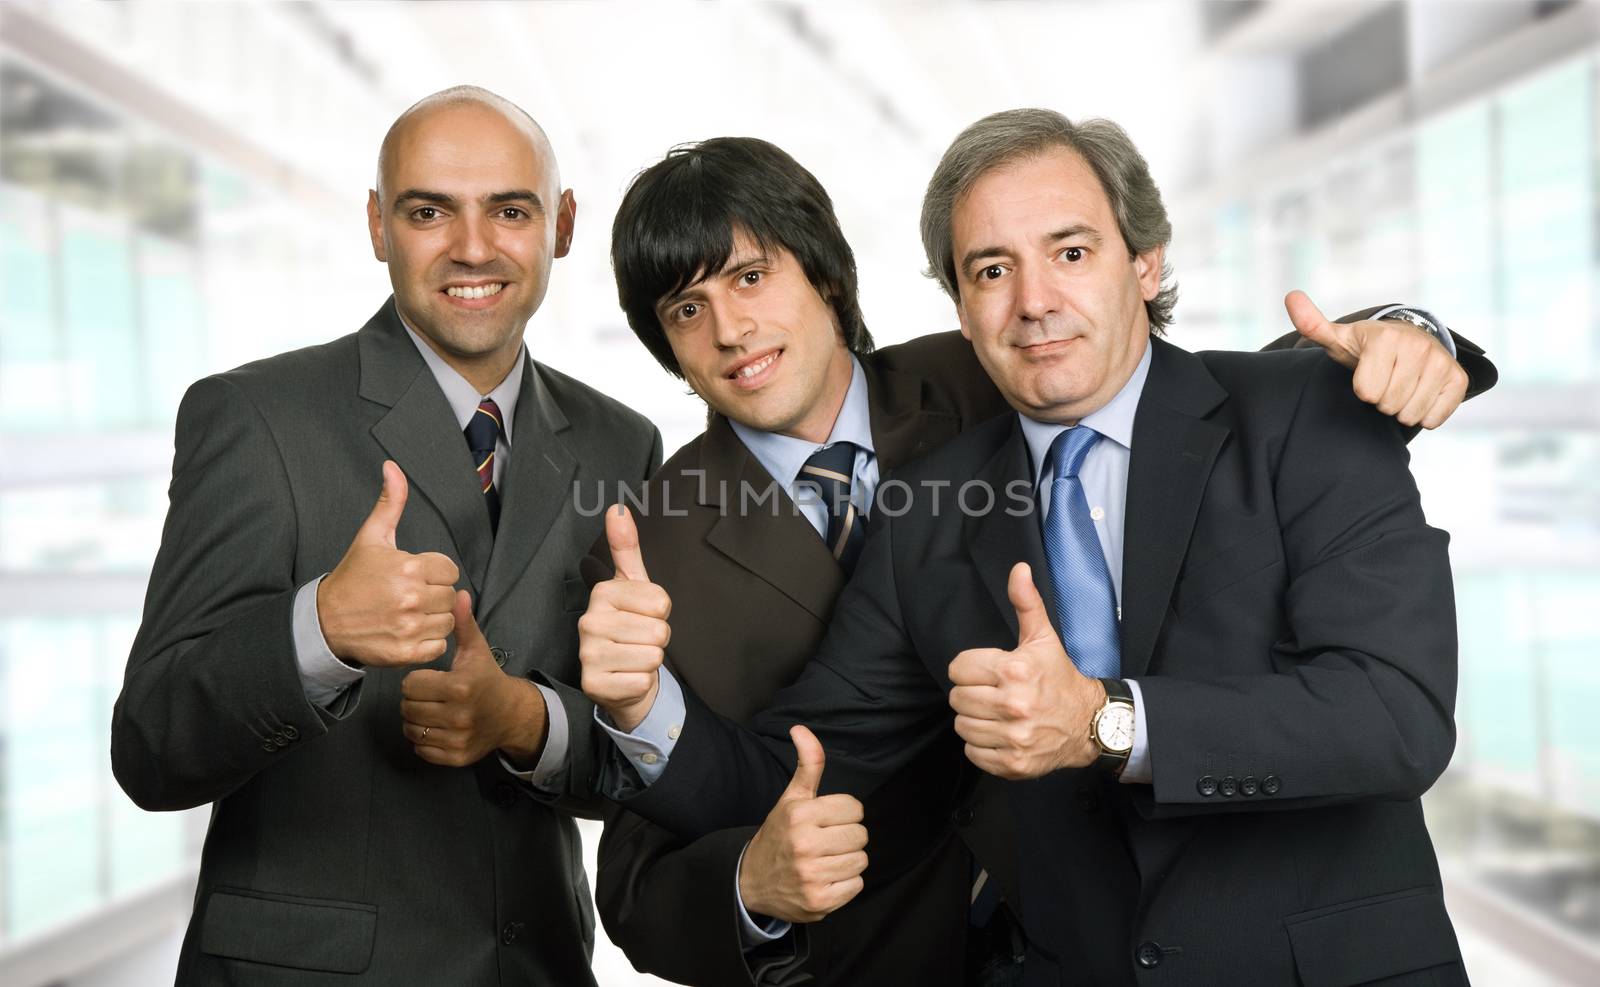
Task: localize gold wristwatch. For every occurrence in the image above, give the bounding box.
[1090,678,1136,774]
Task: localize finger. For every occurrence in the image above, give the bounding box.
[606,505,650,582]
[449,590,494,668]
[948,648,1007,687]
[807,793,864,825]
[585,641,667,676]
[1350,332,1398,407]
[948,684,1007,720]
[808,850,870,884]
[782,725,825,801]
[402,721,462,748]
[400,668,452,700]
[356,460,408,547]
[1007,563,1054,646]
[806,821,868,854]
[416,551,461,587]
[399,697,455,726]
[954,713,1014,750]
[821,876,865,912]
[1395,355,1452,426]
[1420,369,1469,429]
[589,586,674,626]
[1284,291,1352,365]
[412,743,472,768]
[964,743,1023,780]
[583,670,659,706]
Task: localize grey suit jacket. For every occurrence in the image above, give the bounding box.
[111,299,661,985]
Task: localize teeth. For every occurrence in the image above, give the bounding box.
[736,353,778,379]
[446,283,505,300]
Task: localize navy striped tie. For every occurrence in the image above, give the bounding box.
[1042,426,1120,678]
[798,442,866,572]
[464,398,502,533]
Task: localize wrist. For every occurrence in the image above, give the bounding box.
[497,677,549,764]
[1079,678,1109,764]
[737,840,773,919]
[608,675,661,733]
[314,574,361,668]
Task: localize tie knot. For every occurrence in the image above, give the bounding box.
[465,398,503,454]
[801,441,857,483]
[1049,426,1101,480]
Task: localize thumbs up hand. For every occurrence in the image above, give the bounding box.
[1285,290,1468,429]
[578,505,673,732]
[400,590,548,768]
[737,726,869,924]
[318,461,463,667]
[948,563,1106,780]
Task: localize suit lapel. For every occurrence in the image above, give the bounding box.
[962,417,1054,640]
[480,362,577,623]
[1119,338,1229,677]
[360,301,494,597]
[699,417,843,622]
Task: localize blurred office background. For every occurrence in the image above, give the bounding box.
[0,1,1594,983]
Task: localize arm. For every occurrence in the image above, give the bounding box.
[112,377,345,811]
[1132,357,1457,818]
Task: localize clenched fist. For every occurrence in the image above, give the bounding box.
[738,726,868,924]
[578,505,671,732]
[949,562,1105,780]
[317,461,461,667]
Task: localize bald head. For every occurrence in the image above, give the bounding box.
[376,85,559,203]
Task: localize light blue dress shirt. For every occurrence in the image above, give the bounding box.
[288,322,570,790]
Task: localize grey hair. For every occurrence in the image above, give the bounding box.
[375,85,557,199]
[920,108,1177,334]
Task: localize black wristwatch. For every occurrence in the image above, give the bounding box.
[1089,678,1136,774]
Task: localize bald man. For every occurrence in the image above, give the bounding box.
[112,86,660,986]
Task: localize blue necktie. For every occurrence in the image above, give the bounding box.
[798,442,866,573]
[464,398,503,533]
[1042,426,1121,678]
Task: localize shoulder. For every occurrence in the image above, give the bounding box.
[865,331,1008,421]
[184,332,361,420]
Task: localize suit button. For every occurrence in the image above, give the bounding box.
[271,731,289,745]
[1262,775,1281,796]
[490,646,509,669]
[1196,775,1217,797]
[500,921,525,945]
[1135,940,1163,968]
[953,806,975,826]
[282,725,299,741]
[261,740,279,752]
[1219,776,1238,797]
[1240,776,1258,796]
[1073,787,1099,812]
[492,782,517,808]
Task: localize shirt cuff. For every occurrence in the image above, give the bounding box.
[293,574,364,708]
[735,840,792,946]
[1371,304,1458,358]
[498,683,569,790]
[594,666,685,786]
[1119,678,1152,784]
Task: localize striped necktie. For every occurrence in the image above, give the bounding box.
[798,442,866,573]
[1042,426,1121,678]
[465,397,503,533]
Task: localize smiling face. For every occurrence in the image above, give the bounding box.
[367,101,575,391]
[655,229,854,443]
[950,146,1163,424]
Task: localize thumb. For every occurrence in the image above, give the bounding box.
[781,725,825,801]
[1008,562,1053,646]
[1284,290,1354,363]
[356,461,407,547]
[606,504,650,582]
[449,589,492,668]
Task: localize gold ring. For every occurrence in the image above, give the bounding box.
[421,726,430,740]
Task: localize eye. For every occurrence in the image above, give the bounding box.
[1062,246,1084,262]
[676,302,701,321]
[412,206,440,222]
[980,265,1005,281]
[500,207,525,220]
[739,270,763,287]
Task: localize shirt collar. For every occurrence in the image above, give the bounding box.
[400,318,525,445]
[729,355,874,488]
[1018,339,1153,487]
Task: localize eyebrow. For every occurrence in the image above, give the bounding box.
[959,224,1105,275]
[656,250,770,313]
[392,188,546,213]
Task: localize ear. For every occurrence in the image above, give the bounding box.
[554,189,576,258]
[367,190,387,263]
[1134,244,1164,301]
[955,292,973,341]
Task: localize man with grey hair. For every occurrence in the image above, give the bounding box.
[113,86,660,985]
[583,108,1469,985]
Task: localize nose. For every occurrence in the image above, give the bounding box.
[709,296,756,349]
[449,214,496,268]
[1015,260,1062,323]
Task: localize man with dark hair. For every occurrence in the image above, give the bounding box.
[112,87,660,985]
[582,134,1491,985]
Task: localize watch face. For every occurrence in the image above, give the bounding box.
[1096,704,1136,754]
